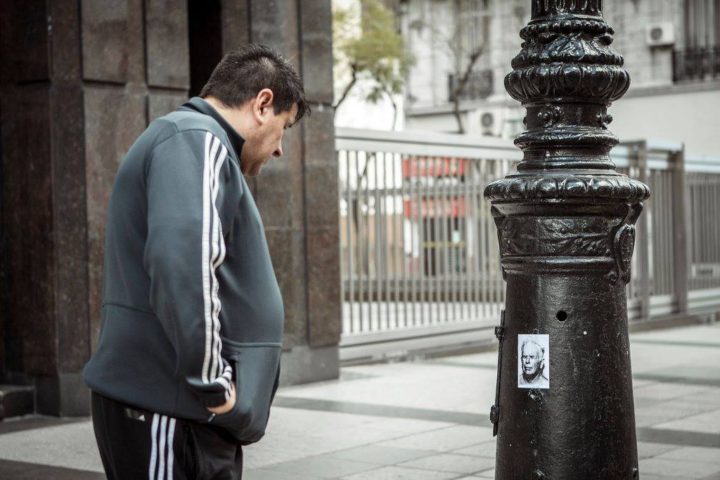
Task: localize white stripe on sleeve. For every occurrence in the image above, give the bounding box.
[210,144,228,379]
[201,132,231,388]
[201,133,214,384]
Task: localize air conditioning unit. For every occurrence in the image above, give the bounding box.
[476,110,496,136]
[646,23,675,47]
[480,111,495,129]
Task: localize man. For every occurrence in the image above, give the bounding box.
[83,44,309,479]
[518,339,549,388]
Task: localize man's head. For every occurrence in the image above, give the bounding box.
[200,44,310,176]
[521,340,545,377]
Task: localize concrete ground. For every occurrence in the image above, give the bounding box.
[0,323,719,480]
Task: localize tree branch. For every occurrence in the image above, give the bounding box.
[334,64,358,110]
[451,47,483,134]
[384,88,399,131]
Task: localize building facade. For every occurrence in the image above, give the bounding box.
[402,0,720,156]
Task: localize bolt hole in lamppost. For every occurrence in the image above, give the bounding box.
[556,310,567,321]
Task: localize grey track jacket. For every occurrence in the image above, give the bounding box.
[83,97,284,445]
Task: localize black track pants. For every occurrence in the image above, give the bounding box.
[91,391,243,480]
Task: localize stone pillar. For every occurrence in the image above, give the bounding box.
[0,0,190,415]
[485,1,649,478]
[0,0,92,416]
[220,0,341,385]
[184,0,341,384]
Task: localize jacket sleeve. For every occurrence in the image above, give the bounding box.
[143,129,235,409]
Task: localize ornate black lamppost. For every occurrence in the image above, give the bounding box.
[485,1,649,478]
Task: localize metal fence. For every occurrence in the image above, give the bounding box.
[336,129,720,362]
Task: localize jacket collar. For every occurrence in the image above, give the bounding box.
[179,97,245,159]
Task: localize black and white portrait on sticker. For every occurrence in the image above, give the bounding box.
[518,334,549,389]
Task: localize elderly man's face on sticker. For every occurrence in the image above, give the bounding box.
[521,341,544,376]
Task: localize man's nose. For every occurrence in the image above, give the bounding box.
[273,140,283,158]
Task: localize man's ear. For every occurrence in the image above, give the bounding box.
[253,88,274,124]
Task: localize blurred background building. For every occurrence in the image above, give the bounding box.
[337,0,720,157]
[405,0,720,156]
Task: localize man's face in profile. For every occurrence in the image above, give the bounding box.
[521,342,543,376]
[241,99,299,177]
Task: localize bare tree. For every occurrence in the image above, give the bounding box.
[410,0,491,133]
[449,47,485,134]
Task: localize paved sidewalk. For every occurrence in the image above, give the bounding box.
[0,323,719,479]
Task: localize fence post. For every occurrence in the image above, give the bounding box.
[672,145,690,315]
[635,141,651,321]
[485,1,649,477]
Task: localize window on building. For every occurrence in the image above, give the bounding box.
[448,70,493,101]
[448,0,492,101]
[674,0,720,82]
[455,0,491,61]
[685,0,720,49]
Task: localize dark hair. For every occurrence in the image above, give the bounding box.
[200,44,310,124]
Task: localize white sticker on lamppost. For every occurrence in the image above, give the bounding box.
[518,334,549,389]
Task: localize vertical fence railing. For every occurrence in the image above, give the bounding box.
[686,153,720,312]
[615,141,683,319]
[337,129,720,361]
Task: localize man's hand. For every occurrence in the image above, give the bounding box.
[208,383,236,415]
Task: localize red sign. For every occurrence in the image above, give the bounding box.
[404,197,466,218]
[402,157,467,178]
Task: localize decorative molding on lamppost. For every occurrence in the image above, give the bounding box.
[485,1,649,478]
